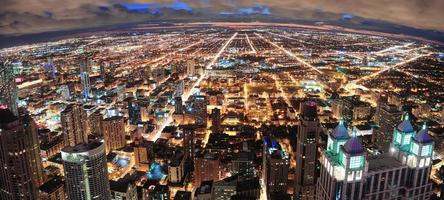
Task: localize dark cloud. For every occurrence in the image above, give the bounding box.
[0,0,443,35]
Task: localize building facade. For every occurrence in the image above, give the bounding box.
[317,114,434,200]
[295,101,321,199]
[61,103,88,146]
[62,140,111,200]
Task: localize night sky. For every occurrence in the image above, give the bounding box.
[1,0,443,35]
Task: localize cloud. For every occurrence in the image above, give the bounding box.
[0,0,443,35]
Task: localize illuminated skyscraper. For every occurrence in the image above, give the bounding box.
[295,101,321,199]
[211,108,222,134]
[80,58,91,98]
[0,60,19,116]
[62,140,111,200]
[102,115,126,153]
[0,108,44,199]
[317,115,434,199]
[127,98,141,125]
[187,95,207,127]
[263,137,289,197]
[61,103,88,146]
[175,96,184,114]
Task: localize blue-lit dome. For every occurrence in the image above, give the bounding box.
[397,113,414,132]
[414,125,433,143]
[343,129,364,155]
[331,120,349,140]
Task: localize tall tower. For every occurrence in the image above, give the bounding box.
[102,115,126,153]
[295,101,321,199]
[317,122,367,200]
[62,140,111,200]
[80,58,91,98]
[0,61,19,116]
[263,137,289,197]
[211,108,221,134]
[61,103,88,146]
[175,96,184,114]
[0,108,44,199]
[390,114,433,199]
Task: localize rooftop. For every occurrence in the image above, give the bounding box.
[39,177,64,194]
[368,155,405,172]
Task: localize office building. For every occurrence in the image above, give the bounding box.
[263,137,289,197]
[61,103,88,146]
[0,60,19,116]
[142,181,169,200]
[168,150,185,184]
[0,108,44,199]
[174,191,192,200]
[62,140,111,200]
[317,114,434,199]
[187,95,207,127]
[194,151,223,185]
[374,104,402,151]
[39,177,66,200]
[295,101,321,199]
[127,98,141,125]
[134,139,154,168]
[175,96,184,114]
[110,179,138,200]
[89,110,103,137]
[230,151,255,179]
[211,108,222,134]
[102,115,126,153]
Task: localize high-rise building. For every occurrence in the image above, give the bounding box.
[0,108,44,200]
[127,98,141,125]
[109,179,138,200]
[61,103,88,146]
[263,137,289,197]
[168,150,185,184]
[317,115,434,199]
[80,58,91,98]
[231,151,255,179]
[187,60,195,76]
[0,60,19,116]
[175,96,184,114]
[62,140,111,200]
[194,151,223,185]
[187,95,207,127]
[89,110,103,137]
[374,104,402,151]
[295,101,321,199]
[102,115,126,153]
[182,125,195,161]
[39,177,66,200]
[211,108,222,134]
[19,109,45,185]
[134,139,154,168]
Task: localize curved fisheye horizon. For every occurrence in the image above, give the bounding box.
[1,0,444,40]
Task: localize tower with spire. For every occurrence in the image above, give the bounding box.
[317,114,434,199]
[317,120,367,200]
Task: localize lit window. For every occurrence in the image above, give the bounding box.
[402,135,411,145]
[421,145,431,156]
[349,156,362,169]
[411,143,419,155]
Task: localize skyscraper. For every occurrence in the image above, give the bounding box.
[295,101,321,199]
[61,103,88,146]
[0,60,19,116]
[175,96,184,114]
[211,108,222,134]
[62,140,111,200]
[0,108,43,199]
[187,95,207,127]
[127,98,141,125]
[317,115,434,199]
[80,58,91,98]
[263,137,289,197]
[374,104,402,151]
[102,115,126,153]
